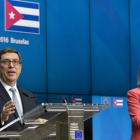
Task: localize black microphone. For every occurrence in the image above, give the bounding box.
[22,92,67,104]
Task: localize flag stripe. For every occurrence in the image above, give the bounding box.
[116,100,123,102]
[116,103,123,106]
[14,20,39,28]
[7,25,39,34]
[8,0,39,9]
[75,98,82,101]
[22,14,39,21]
[14,6,39,16]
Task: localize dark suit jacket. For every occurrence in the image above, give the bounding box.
[0,82,37,140]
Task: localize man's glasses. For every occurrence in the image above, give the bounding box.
[0,59,21,66]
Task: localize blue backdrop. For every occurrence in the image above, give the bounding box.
[1,0,139,139]
[92,96,131,140]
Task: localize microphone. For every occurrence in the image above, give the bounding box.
[22,92,67,104]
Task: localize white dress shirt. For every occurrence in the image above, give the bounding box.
[0,78,23,115]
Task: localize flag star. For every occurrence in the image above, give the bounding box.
[9,11,15,19]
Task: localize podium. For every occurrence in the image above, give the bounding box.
[0,103,110,140]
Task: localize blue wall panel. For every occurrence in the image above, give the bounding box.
[34,93,47,105]
[0,0,135,139]
[90,0,130,96]
[47,0,91,94]
[130,0,140,89]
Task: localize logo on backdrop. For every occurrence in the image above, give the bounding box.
[72,96,82,104]
[5,0,40,34]
[58,96,68,103]
[101,97,111,104]
[114,97,123,108]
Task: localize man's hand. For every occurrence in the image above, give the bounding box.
[1,100,15,123]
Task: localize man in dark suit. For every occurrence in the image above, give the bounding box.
[0,48,37,139]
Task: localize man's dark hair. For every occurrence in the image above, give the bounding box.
[0,48,21,62]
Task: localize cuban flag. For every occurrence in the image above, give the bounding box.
[114,98,123,108]
[5,0,40,34]
[72,96,82,104]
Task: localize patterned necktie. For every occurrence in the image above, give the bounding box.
[9,88,22,118]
